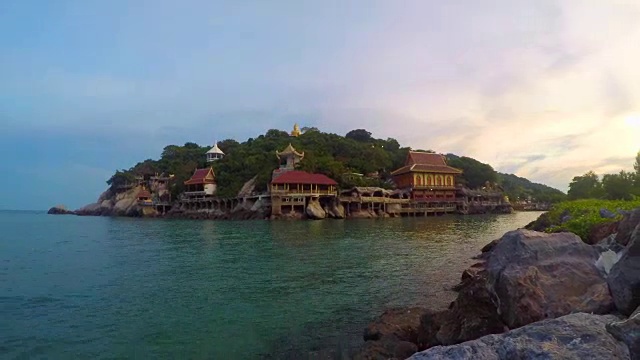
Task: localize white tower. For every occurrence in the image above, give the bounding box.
[206,142,225,162]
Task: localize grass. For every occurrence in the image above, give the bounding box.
[545,199,640,240]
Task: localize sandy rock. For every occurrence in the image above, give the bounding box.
[305,198,326,220]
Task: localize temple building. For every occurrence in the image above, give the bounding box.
[272,143,304,180]
[391,151,462,202]
[290,123,301,137]
[270,171,338,196]
[183,167,217,197]
[269,143,337,217]
[206,142,225,162]
[137,188,153,206]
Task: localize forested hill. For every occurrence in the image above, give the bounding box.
[106,128,566,201]
[496,173,566,203]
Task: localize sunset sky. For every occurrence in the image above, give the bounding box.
[2,0,640,210]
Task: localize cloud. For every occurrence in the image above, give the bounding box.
[2,0,640,208]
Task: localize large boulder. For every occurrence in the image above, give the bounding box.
[486,230,613,328]
[75,202,110,216]
[409,313,630,360]
[325,199,346,219]
[305,199,326,220]
[607,306,640,360]
[486,230,614,329]
[608,221,640,316]
[415,229,614,352]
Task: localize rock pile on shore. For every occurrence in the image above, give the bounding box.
[357,207,640,360]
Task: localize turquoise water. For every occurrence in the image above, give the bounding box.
[1,211,542,359]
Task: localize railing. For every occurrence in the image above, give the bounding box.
[271,189,336,196]
[398,206,457,213]
[412,185,456,190]
[339,196,411,204]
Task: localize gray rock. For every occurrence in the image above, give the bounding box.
[486,230,614,329]
[607,306,640,360]
[561,214,572,223]
[601,208,617,219]
[615,208,640,246]
[409,313,630,360]
[47,205,75,215]
[608,221,640,315]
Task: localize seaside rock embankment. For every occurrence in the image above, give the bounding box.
[357,207,640,359]
[409,313,629,359]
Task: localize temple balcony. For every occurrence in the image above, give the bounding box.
[413,185,456,190]
[270,189,336,196]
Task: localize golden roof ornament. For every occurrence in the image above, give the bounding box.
[291,123,301,137]
[276,143,304,159]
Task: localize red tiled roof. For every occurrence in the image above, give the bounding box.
[137,189,152,198]
[391,152,462,176]
[391,164,463,176]
[271,170,337,185]
[407,152,447,166]
[184,168,216,185]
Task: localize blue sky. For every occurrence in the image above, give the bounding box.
[2,0,640,210]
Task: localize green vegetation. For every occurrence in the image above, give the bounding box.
[106,127,565,200]
[544,199,640,240]
[567,151,640,201]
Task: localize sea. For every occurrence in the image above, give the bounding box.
[0,210,542,359]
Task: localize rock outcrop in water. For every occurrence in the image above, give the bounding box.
[358,208,640,359]
[47,205,75,215]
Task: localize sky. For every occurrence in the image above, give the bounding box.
[1,0,640,210]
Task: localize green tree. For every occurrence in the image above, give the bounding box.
[602,171,635,200]
[106,170,135,189]
[567,171,603,200]
[345,129,373,142]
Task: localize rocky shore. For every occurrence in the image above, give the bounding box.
[356,207,640,359]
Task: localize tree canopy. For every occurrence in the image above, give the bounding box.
[566,151,640,201]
